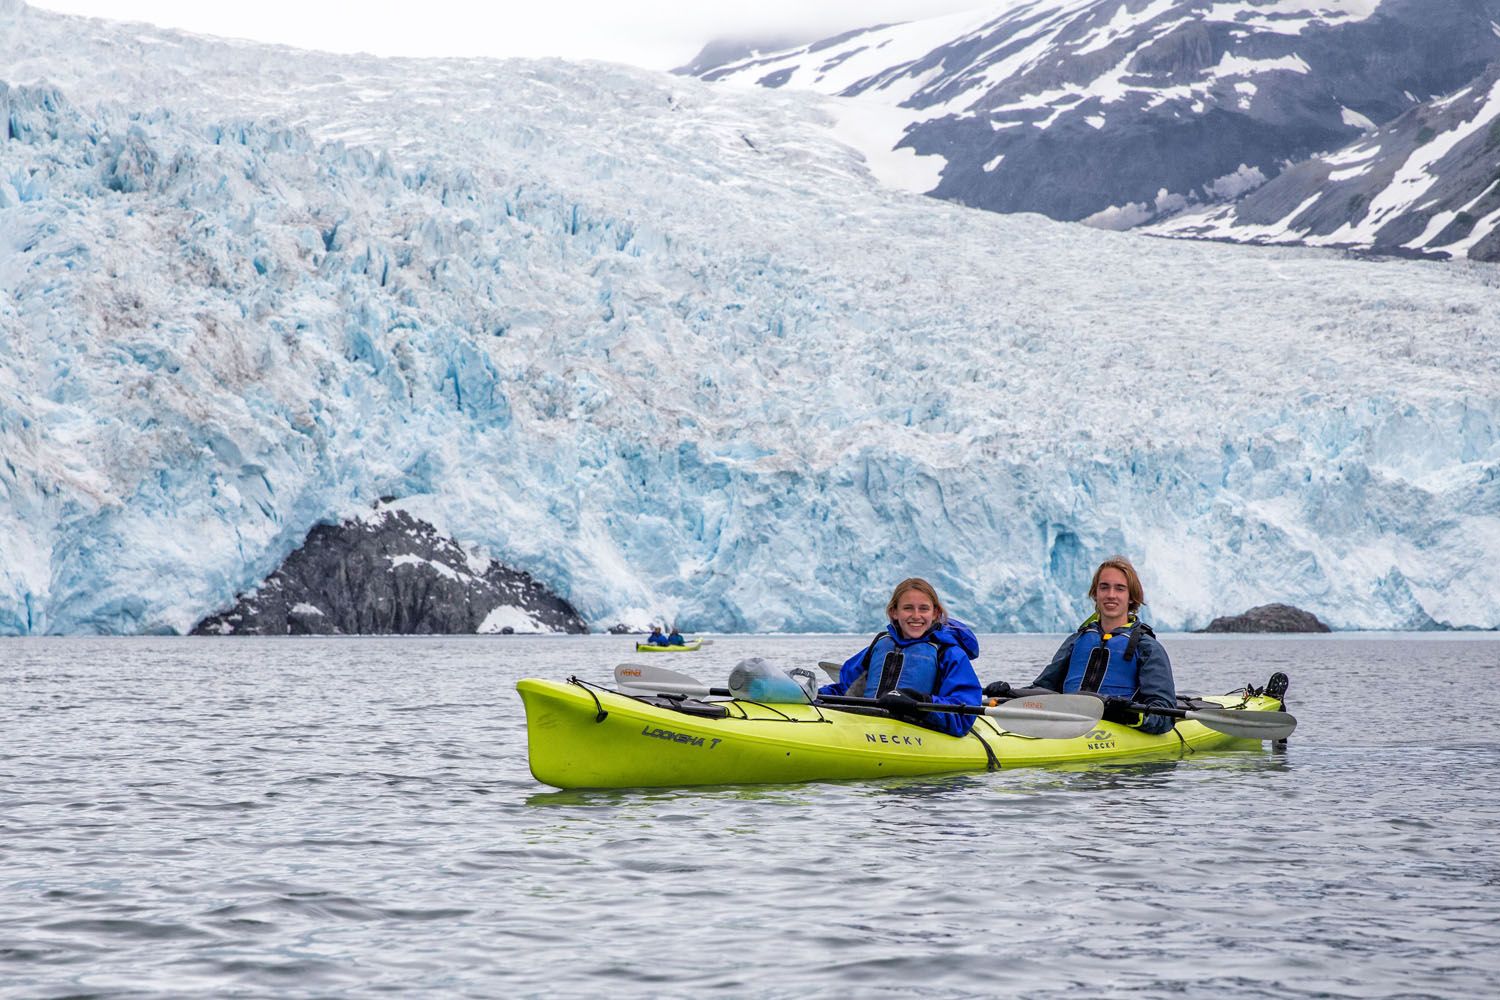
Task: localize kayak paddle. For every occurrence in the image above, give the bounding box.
[818,660,1294,740]
[616,663,1103,739]
[816,691,1104,739]
[1105,699,1298,740]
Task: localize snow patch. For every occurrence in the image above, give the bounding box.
[1213,52,1311,77]
[1073,0,1180,56]
[1327,162,1373,182]
[823,97,946,193]
[390,554,462,582]
[1201,0,1384,34]
[1324,144,1380,167]
[478,604,554,634]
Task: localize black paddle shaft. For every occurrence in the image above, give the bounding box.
[817,693,983,716]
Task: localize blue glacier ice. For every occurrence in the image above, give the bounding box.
[0,1,1497,634]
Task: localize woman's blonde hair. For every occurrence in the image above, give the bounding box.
[886,577,948,623]
[1088,556,1145,613]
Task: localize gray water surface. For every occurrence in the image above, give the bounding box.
[3,633,1498,998]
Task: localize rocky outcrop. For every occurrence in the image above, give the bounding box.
[1200,603,1331,633]
[193,503,587,635]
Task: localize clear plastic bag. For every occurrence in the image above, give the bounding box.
[726,658,813,703]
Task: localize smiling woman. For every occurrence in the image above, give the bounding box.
[22,0,980,68]
[816,576,983,736]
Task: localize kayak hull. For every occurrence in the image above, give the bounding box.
[634,640,703,652]
[517,678,1285,790]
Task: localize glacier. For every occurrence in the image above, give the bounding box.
[0,1,1498,634]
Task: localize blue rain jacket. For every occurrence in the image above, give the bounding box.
[819,619,982,737]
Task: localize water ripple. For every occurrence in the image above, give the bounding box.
[2,634,1498,997]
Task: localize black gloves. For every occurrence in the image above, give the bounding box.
[982,680,1013,699]
[877,688,926,720]
[1102,697,1178,734]
[1101,696,1143,727]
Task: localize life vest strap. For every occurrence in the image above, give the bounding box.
[857,629,952,697]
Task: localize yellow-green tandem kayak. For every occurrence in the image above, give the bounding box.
[634,639,703,652]
[516,676,1287,789]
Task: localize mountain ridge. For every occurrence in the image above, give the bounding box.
[1148,60,1500,261]
[684,0,1500,245]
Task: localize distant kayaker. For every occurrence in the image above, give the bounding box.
[819,577,982,736]
[666,628,686,646]
[987,555,1176,734]
[647,625,668,645]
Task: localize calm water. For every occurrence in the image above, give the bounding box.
[3,633,1499,999]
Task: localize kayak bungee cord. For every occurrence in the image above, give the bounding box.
[566,676,611,723]
[580,674,839,725]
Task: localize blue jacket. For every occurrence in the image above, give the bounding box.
[820,619,982,737]
[1033,618,1176,734]
[647,630,667,645]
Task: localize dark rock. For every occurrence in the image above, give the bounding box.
[1200,603,1331,633]
[606,622,636,634]
[193,503,587,635]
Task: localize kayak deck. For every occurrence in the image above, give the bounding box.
[517,677,1285,789]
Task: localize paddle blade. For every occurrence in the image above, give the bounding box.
[985,692,1104,740]
[616,662,700,687]
[1185,707,1298,741]
[614,662,725,698]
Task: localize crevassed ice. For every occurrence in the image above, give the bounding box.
[0,4,1496,636]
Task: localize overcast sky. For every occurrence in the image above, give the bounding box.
[30,1,983,70]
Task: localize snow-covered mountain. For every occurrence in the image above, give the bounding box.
[1148,61,1500,261]
[1,1,1498,635]
[685,0,1500,229]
